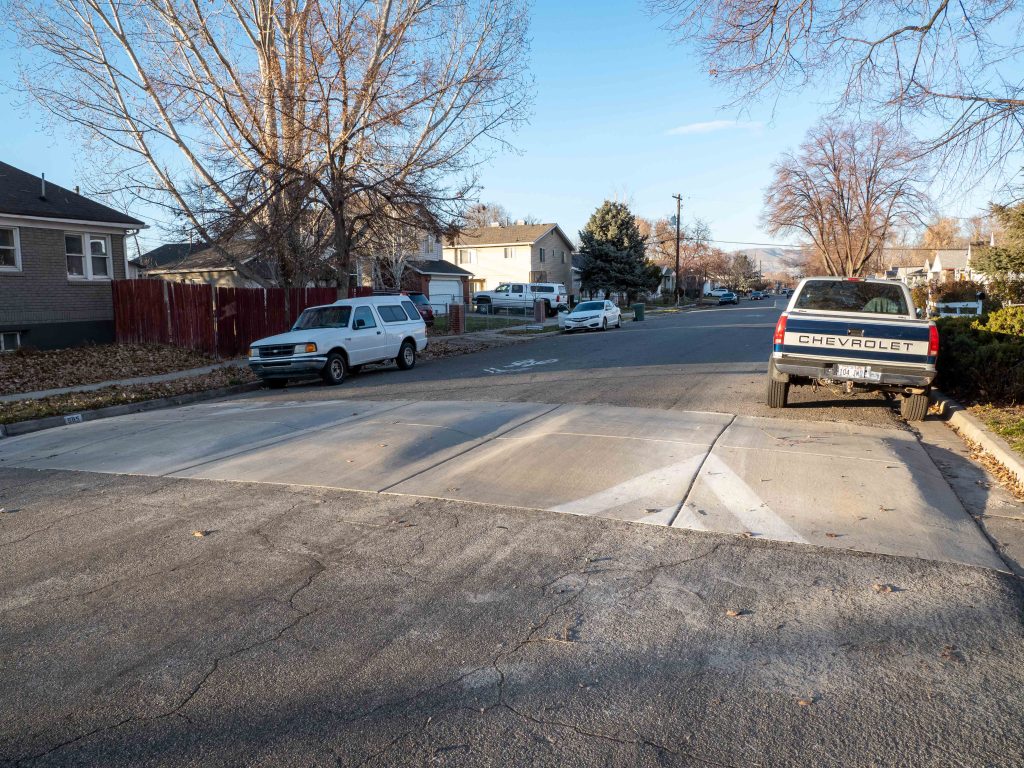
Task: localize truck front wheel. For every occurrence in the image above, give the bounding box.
[900,392,929,421]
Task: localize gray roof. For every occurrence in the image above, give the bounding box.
[449,223,575,252]
[0,161,144,227]
[407,259,473,277]
[134,243,202,268]
[932,249,970,270]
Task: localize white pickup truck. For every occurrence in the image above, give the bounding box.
[473,282,569,316]
[767,277,938,420]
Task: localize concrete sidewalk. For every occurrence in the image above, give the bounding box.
[0,359,248,402]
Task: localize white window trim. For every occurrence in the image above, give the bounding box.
[0,226,21,272]
[66,232,113,281]
[0,331,21,352]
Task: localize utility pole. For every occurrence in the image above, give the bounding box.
[672,193,682,303]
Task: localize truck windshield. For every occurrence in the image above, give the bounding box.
[794,281,909,316]
[292,306,352,330]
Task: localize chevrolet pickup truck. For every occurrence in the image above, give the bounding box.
[767,277,938,421]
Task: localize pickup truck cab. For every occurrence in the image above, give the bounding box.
[768,277,938,420]
[474,282,568,316]
[248,296,428,389]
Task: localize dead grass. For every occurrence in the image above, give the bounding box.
[1,344,218,396]
[970,403,1024,458]
[0,367,257,425]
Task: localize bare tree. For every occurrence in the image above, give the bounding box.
[763,122,930,276]
[463,202,512,228]
[920,217,965,249]
[365,219,422,292]
[10,0,531,293]
[650,0,1024,180]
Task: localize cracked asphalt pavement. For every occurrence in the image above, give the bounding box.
[2,469,1023,767]
[2,300,1023,766]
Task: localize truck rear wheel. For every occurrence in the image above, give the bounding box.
[900,392,929,421]
[766,359,789,408]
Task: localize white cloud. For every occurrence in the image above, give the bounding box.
[666,120,763,136]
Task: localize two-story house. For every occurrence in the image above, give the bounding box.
[0,161,145,350]
[442,222,576,295]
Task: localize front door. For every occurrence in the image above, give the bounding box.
[347,305,385,363]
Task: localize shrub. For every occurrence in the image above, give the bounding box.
[981,306,1024,336]
[935,316,1024,404]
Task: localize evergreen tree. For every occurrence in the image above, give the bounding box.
[972,202,1024,304]
[578,201,661,300]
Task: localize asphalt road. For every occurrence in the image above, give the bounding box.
[2,297,1023,767]
[261,298,908,428]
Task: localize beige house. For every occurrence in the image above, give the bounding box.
[442,223,575,295]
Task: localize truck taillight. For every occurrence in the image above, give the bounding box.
[929,324,939,357]
[773,314,787,346]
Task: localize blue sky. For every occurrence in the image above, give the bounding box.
[0,1,1008,253]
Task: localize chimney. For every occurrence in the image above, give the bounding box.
[74,186,80,195]
[40,173,46,200]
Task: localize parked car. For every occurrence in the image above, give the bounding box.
[749,291,765,300]
[705,288,730,298]
[767,277,938,420]
[560,300,621,332]
[474,282,569,316]
[248,296,428,389]
[373,289,435,326]
[717,292,739,305]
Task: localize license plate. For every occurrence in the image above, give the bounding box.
[836,365,881,382]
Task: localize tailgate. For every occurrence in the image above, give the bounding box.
[777,315,935,366]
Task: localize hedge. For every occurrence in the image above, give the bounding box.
[935,307,1024,404]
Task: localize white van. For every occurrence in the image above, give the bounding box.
[248,295,428,389]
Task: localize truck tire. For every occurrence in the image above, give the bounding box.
[900,392,929,421]
[321,352,346,386]
[766,377,789,408]
[477,301,491,315]
[396,340,416,370]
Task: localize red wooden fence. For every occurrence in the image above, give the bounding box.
[112,280,338,357]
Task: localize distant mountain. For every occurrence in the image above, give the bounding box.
[731,247,803,274]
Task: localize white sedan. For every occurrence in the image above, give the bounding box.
[560,300,622,332]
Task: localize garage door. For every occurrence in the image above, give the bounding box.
[428,279,462,314]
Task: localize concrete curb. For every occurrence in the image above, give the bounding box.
[0,382,264,439]
[933,390,1024,487]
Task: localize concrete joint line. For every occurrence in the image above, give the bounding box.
[376,403,565,493]
[667,414,736,527]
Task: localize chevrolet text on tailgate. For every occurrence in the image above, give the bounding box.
[767,277,938,421]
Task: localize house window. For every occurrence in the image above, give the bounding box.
[456,249,472,265]
[0,331,20,352]
[0,227,21,271]
[504,247,514,259]
[539,247,546,262]
[65,233,112,280]
[561,250,566,264]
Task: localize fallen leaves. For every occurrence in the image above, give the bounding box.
[191,530,208,538]
[725,609,747,618]
[1,367,258,425]
[796,696,815,707]
[0,343,216,396]
[871,583,898,594]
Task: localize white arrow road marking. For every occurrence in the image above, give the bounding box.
[550,453,706,518]
[697,453,808,543]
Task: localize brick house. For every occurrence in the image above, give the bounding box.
[442,223,575,295]
[0,161,145,350]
